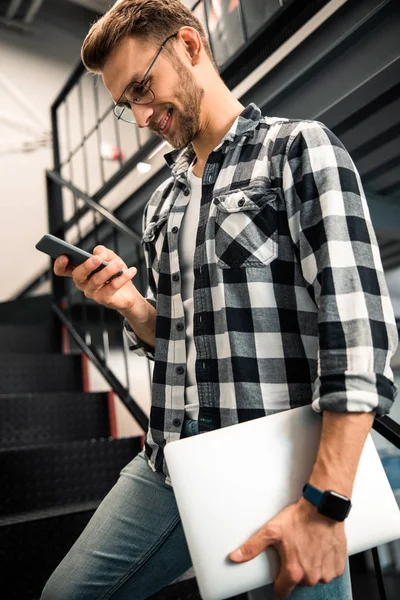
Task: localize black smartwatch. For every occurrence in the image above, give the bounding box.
[302,483,352,522]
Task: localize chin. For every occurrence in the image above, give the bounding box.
[170,131,196,150]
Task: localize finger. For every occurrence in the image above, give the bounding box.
[334,552,347,580]
[229,527,276,563]
[84,258,127,294]
[92,245,121,263]
[54,255,74,277]
[98,267,138,304]
[300,572,321,588]
[274,562,303,599]
[72,256,104,288]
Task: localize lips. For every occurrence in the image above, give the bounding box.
[155,108,173,134]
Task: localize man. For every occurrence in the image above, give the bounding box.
[41,1,398,599]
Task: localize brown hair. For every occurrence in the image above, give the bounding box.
[81,0,216,73]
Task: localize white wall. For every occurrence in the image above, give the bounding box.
[0,4,95,301]
[87,348,153,437]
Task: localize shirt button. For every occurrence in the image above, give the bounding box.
[173,418,181,427]
[176,323,184,331]
[176,366,184,375]
[184,188,190,196]
[238,199,245,207]
[172,226,179,234]
[172,273,180,282]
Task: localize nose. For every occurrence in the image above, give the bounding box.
[130,103,154,128]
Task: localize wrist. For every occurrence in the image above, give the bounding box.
[302,483,352,522]
[297,497,343,529]
[309,460,353,498]
[120,293,150,324]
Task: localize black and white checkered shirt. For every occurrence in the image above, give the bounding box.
[125,104,398,482]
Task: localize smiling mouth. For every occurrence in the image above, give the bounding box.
[155,108,173,134]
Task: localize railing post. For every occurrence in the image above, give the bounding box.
[46,172,66,304]
[371,547,387,600]
[51,104,61,173]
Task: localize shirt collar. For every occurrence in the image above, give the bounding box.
[163,103,262,177]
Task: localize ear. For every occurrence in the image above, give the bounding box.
[176,26,202,66]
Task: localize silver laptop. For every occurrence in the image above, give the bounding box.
[165,405,400,600]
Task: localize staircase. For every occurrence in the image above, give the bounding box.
[0,294,253,600]
[0,294,142,600]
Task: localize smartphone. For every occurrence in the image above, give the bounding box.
[35,234,123,281]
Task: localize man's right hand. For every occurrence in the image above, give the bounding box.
[54,245,139,313]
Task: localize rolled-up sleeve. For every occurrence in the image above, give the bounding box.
[283,121,398,416]
[123,314,155,360]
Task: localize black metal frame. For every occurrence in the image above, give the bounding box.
[44,46,158,433]
[45,165,150,431]
[373,415,400,450]
[52,303,148,431]
[45,176,150,433]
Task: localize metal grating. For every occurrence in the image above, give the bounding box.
[0,437,141,515]
[0,391,111,447]
[0,353,83,394]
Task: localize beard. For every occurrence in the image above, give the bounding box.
[152,55,204,149]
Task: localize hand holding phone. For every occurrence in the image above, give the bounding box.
[36,234,124,282]
[35,234,139,312]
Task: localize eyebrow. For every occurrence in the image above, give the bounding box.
[115,73,142,104]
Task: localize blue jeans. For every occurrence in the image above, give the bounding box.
[41,449,352,600]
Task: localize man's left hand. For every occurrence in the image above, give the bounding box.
[229,498,347,598]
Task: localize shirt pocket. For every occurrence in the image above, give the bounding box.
[213,187,278,268]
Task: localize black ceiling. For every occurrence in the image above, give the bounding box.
[240,0,400,271]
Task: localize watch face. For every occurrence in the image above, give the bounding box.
[319,491,352,522]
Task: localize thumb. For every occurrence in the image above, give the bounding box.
[229,527,276,563]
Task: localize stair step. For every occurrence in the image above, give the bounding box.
[0,294,52,324]
[0,323,60,353]
[146,577,202,600]
[0,499,100,527]
[0,353,83,393]
[0,502,97,600]
[0,437,141,515]
[0,392,111,448]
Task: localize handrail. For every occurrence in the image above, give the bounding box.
[59,135,161,234]
[47,169,142,244]
[373,414,400,450]
[52,302,149,433]
[52,61,86,111]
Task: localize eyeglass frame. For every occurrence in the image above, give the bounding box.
[113,32,179,124]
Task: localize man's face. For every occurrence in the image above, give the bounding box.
[102,35,204,149]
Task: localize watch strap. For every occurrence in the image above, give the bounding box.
[302,483,324,508]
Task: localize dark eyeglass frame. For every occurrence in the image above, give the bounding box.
[113,33,178,124]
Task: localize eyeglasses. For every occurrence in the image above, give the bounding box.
[113,33,178,124]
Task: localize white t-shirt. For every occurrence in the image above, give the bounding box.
[179,163,202,420]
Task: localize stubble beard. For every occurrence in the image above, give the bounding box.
[163,58,204,150]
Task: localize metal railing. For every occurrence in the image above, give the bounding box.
[46,157,150,432]
[44,51,162,433]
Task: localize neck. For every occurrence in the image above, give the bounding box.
[191,86,245,166]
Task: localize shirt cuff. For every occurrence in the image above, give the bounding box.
[311,372,397,417]
[123,319,155,361]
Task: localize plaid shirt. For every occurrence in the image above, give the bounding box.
[125,104,398,482]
